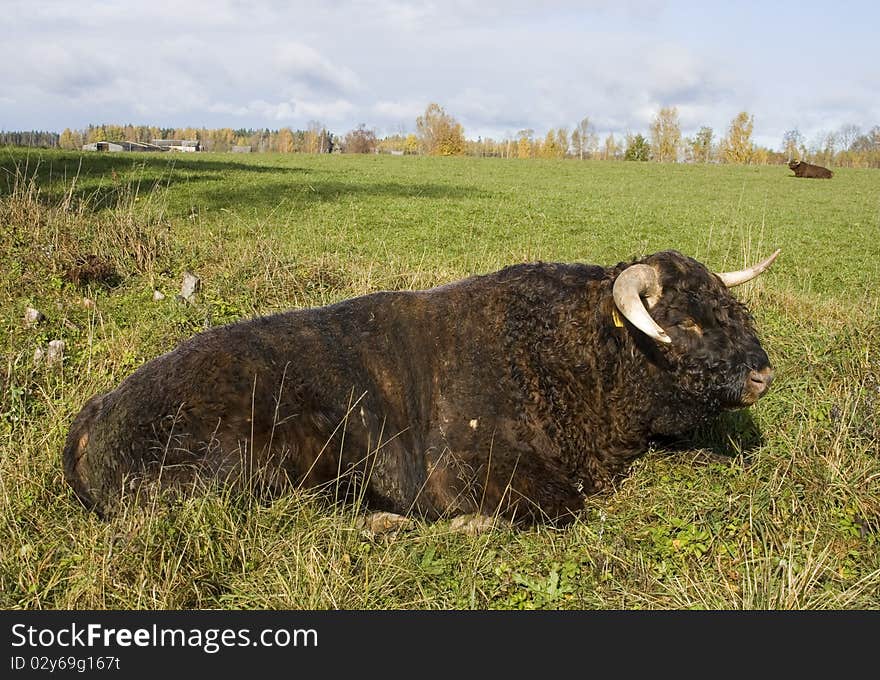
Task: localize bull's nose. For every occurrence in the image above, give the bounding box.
[747,366,775,399]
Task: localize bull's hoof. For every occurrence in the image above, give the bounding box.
[357,511,414,535]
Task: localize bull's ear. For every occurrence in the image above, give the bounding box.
[716,249,781,287]
[612,264,672,344]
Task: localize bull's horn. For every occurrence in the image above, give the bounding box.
[612,264,671,344]
[716,249,781,287]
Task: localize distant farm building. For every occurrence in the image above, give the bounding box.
[231,145,252,153]
[121,141,165,152]
[82,141,124,152]
[82,140,186,153]
[150,139,201,152]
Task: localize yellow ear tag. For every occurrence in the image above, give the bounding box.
[612,308,624,328]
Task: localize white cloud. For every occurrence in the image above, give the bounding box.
[274,42,362,95]
[294,98,356,122]
[373,100,426,122]
[1,1,877,147]
[209,98,355,123]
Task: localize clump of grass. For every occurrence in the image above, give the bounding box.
[0,160,173,293]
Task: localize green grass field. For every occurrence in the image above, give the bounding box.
[1,148,878,609]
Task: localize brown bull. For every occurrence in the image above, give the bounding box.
[63,250,780,523]
[788,159,833,178]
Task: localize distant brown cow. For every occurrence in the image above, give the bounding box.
[788,159,833,179]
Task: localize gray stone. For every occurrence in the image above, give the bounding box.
[24,307,45,327]
[357,511,414,535]
[46,339,65,365]
[179,272,201,303]
[448,514,507,536]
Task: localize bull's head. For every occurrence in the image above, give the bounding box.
[612,250,779,408]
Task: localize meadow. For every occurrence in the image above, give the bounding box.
[1,148,878,609]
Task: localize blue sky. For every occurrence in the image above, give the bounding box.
[1,1,877,149]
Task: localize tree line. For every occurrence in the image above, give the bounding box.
[4,103,879,167]
[0,130,59,148]
[463,107,880,168]
[51,123,335,154]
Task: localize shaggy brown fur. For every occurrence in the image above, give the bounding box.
[788,159,833,179]
[63,251,774,523]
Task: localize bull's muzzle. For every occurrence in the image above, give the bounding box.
[743,366,774,404]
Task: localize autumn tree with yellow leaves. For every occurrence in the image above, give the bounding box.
[516,129,534,159]
[416,103,465,156]
[721,111,755,164]
[649,106,682,162]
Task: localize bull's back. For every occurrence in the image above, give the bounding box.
[60,274,536,515]
[60,292,446,513]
